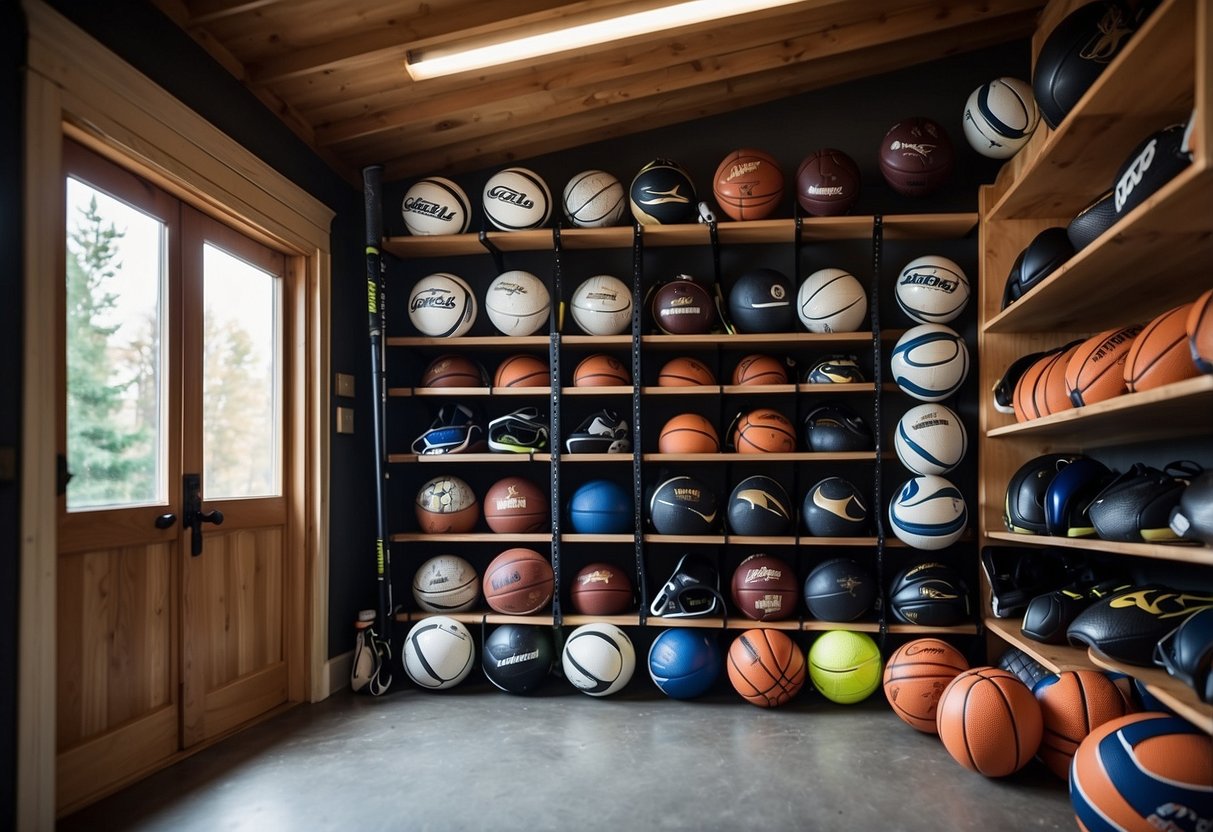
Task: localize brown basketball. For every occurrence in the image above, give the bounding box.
[482,477,549,534]
[1124,302,1199,393]
[727,628,805,707]
[657,356,717,387]
[573,353,631,387]
[1040,342,1079,418]
[494,354,549,388]
[877,117,955,197]
[1187,288,1213,373]
[1012,352,1053,422]
[796,148,861,216]
[415,475,479,533]
[712,148,785,221]
[733,408,796,453]
[420,354,487,388]
[730,554,797,621]
[658,413,719,453]
[569,562,633,615]
[651,279,716,335]
[731,354,788,386]
[1034,670,1133,779]
[482,548,554,615]
[882,638,970,733]
[1064,323,1144,406]
[937,667,1043,777]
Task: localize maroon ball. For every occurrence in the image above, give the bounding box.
[730,554,798,621]
[796,148,860,216]
[878,118,955,197]
[651,277,716,334]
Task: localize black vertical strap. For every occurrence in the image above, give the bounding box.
[870,215,887,646]
[479,228,506,274]
[708,219,721,286]
[550,225,564,628]
[632,223,648,624]
[792,210,805,629]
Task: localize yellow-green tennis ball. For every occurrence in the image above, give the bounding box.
[808,630,882,704]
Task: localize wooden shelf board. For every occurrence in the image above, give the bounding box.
[983,616,1094,672]
[389,452,552,464]
[409,386,490,397]
[720,383,796,395]
[387,335,549,348]
[561,614,642,627]
[1086,648,1213,734]
[402,610,558,626]
[642,452,878,462]
[796,383,876,394]
[558,227,634,250]
[724,536,798,547]
[560,335,632,346]
[887,623,980,635]
[390,533,550,543]
[984,531,1212,564]
[561,534,633,543]
[644,534,727,545]
[559,453,631,463]
[881,213,978,240]
[492,386,552,396]
[985,376,1213,447]
[641,332,872,347]
[640,386,720,396]
[562,386,632,396]
[984,165,1213,333]
[987,0,1196,221]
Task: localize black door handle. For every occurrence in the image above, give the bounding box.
[183,474,223,556]
[155,513,177,529]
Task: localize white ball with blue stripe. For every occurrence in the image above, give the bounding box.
[963,77,1039,159]
[895,403,967,476]
[890,323,969,402]
[888,475,967,550]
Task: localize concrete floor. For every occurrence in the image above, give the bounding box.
[62,681,1077,832]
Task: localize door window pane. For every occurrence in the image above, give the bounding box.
[65,178,166,511]
[202,243,281,498]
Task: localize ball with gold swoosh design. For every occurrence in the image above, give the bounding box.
[650,474,719,535]
[803,477,869,537]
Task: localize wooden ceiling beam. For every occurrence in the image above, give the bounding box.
[188,0,287,26]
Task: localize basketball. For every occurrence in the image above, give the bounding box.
[895,255,970,324]
[796,268,867,333]
[401,176,471,235]
[878,117,955,197]
[796,148,861,216]
[482,476,548,534]
[570,274,632,336]
[629,158,697,225]
[1188,288,1213,373]
[494,354,549,388]
[1012,351,1053,422]
[562,169,626,228]
[726,475,793,536]
[802,403,872,452]
[802,477,868,537]
[1034,670,1133,779]
[712,147,784,221]
[648,628,722,699]
[727,628,805,708]
[482,624,554,695]
[561,623,636,697]
[482,166,552,231]
[567,479,632,534]
[894,403,967,476]
[1071,712,1213,831]
[403,617,475,690]
[408,272,477,337]
[1040,342,1079,418]
[888,475,967,550]
[803,557,876,622]
[937,667,1043,776]
[808,630,882,705]
[651,277,716,335]
[570,562,633,615]
[573,353,630,388]
[888,562,971,626]
[485,270,550,336]
[412,554,479,613]
[658,413,719,454]
[805,355,865,384]
[882,638,969,733]
[482,547,554,615]
[657,356,716,387]
[1064,323,1144,406]
[733,407,796,453]
[649,475,718,535]
[730,553,798,621]
[732,354,788,386]
[420,354,487,388]
[962,77,1039,159]
[728,268,795,333]
[415,475,479,533]
[1034,2,1139,129]
[890,324,970,402]
[1124,302,1199,393]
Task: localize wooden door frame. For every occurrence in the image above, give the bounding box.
[20,1,335,826]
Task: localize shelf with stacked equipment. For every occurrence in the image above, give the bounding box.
[977,0,1212,732]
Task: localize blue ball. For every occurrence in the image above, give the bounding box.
[648,628,721,699]
[568,479,632,534]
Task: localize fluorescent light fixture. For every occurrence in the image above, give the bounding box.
[405,0,806,81]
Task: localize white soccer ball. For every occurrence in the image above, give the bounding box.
[894,403,968,476]
[408,273,477,337]
[895,255,970,324]
[485,270,550,336]
[963,77,1040,159]
[890,324,969,402]
[403,617,475,690]
[797,268,867,333]
[401,176,471,236]
[561,622,636,697]
[483,167,552,231]
[888,475,968,550]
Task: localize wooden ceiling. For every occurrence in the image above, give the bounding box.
[151,0,1046,183]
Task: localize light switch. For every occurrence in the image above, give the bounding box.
[335,373,355,398]
[336,407,355,434]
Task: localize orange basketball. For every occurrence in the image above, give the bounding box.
[658,413,719,453]
[1034,670,1133,779]
[882,638,970,733]
[733,408,796,453]
[573,353,631,387]
[1187,288,1213,373]
[569,562,633,615]
[713,148,785,222]
[482,548,554,615]
[936,667,1043,777]
[1040,342,1079,417]
[420,354,487,388]
[657,356,716,387]
[1124,302,1199,393]
[726,628,805,707]
[732,354,788,386]
[494,354,549,388]
[482,476,549,534]
[1012,352,1054,422]
[1064,323,1144,407]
